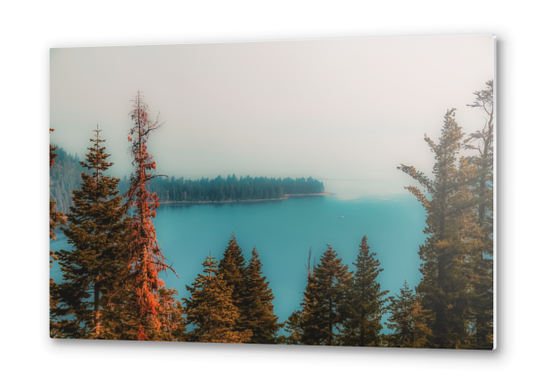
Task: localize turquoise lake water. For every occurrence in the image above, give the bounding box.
[50,188,428,332]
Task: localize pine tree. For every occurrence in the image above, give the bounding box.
[399,109,475,348]
[466,80,494,243]
[218,233,249,332]
[386,281,432,348]
[465,80,494,349]
[53,127,131,339]
[154,288,186,341]
[300,246,352,346]
[280,249,316,345]
[342,236,389,347]
[279,310,304,345]
[244,247,279,343]
[184,256,252,343]
[125,91,181,341]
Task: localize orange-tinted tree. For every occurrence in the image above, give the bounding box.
[126,91,177,340]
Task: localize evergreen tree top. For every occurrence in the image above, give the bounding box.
[354,236,384,283]
[203,256,219,277]
[247,247,270,292]
[66,129,125,223]
[249,247,261,268]
[220,233,246,270]
[313,246,351,282]
[81,126,114,179]
[184,254,251,343]
[185,256,222,295]
[400,279,412,294]
[245,246,279,344]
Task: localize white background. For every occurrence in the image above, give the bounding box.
[1,1,538,383]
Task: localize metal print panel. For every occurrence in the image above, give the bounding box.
[50,34,495,349]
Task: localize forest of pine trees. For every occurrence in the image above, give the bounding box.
[125,174,326,202]
[50,82,494,348]
[51,156,325,212]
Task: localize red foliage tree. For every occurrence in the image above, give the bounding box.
[126,91,176,340]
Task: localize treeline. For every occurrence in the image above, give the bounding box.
[50,150,325,210]
[118,174,325,203]
[50,82,493,348]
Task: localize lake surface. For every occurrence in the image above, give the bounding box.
[50,184,428,333]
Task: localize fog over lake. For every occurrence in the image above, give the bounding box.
[50,35,494,196]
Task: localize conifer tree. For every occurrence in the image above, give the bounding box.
[466,80,494,243]
[184,256,252,343]
[126,91,177,341]
[399,109,475,348]
[386,281,431,348]
[280,249,316,345]
[300,246,352,346]
[218,233,249,331]
[244,247,279,343]
[53,127,131,339]
[342,236,389,347]
[465,80,494,349]
[280,310,304,345]
[154,288,186,341]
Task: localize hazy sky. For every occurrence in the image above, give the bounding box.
[50,35,494,196]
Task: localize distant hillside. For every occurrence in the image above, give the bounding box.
[50,146,84,213]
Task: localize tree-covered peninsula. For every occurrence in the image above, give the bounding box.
[50,148,325,209]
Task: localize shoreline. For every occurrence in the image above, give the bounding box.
[159,192,334,205]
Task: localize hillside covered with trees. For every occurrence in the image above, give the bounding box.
[49,147,84,213]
